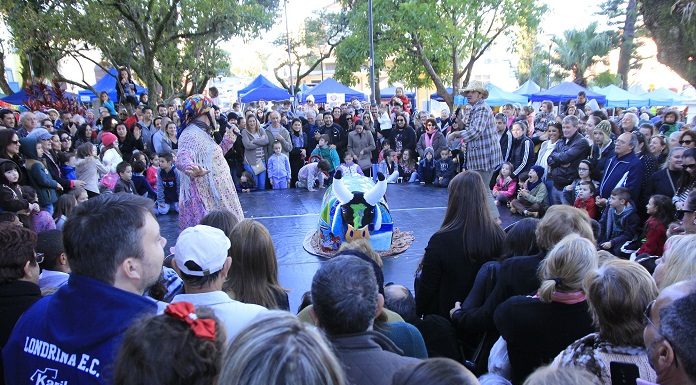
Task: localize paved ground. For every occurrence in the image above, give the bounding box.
[158,183,517,312]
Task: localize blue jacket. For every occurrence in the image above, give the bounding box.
[2,274,157,385]
[599,152,644,200]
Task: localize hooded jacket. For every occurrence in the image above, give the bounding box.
[598,152,644,200]
[2,274,157,385]
[19,136,59,206]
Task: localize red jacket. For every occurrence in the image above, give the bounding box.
[493,176,517,199]
[574,196,598,219]
[637,217,667,256]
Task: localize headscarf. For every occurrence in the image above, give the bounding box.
[178,94,214,137]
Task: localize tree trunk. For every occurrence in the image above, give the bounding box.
[640,0,696,87]
[617,0,637,89]
[0,51,14,95]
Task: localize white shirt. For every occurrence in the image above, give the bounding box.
[169,291,268,342]
[38,270,69,292]
[102,148,123,173]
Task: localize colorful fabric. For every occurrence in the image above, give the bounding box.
[181,94,213,126]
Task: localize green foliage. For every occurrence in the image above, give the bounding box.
[336,0,545,107]
[551,22,616,87]
[515,27,552,89]
[590,70,622,87]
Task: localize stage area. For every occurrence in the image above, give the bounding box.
[158,184,517,312]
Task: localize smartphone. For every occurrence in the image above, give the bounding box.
[610,362,640,385]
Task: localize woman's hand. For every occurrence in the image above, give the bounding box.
[184,164,209,178]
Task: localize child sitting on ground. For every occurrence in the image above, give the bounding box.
[573,180,598,219]
[598,187,641,256]
[398,149,417,183]
[417,147,436,184]
[492,162,517,205]
[58,152,78,182]
[296,159,330,192]
[510,166,548,218]
[310,134,340,174]
[156,152,181,214]
[433,148,456,188]
[113,161,136,194]
[131,160,157,199]
[267,142,291,189]
[378,149,400,183]
[238,170,256,193]
[338,150,364,177]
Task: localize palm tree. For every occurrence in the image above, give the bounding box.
[551,22,616,87]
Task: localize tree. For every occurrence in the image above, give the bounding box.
[591,70,622,87]
[551,23,616,87]
[599,0,645,89]
[640,0,696,87]
[335,0,545,108]
[272,11,348,94]
[516,27,552,89]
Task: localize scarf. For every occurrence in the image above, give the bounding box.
[424,131,434,149]
[533,290,586,304]
[527,178,542,192]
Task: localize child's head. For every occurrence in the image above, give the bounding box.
[529,165,544,182]
[58,152,77,167]
[518,172,529,188]
[240,170,256,187]
[499,162,513,178]
[113,303,225,385]
[647,194,675,225]
[71,187,88,205]
[150,153,160,168]
[389,151,400,164]
[131,160,147,174]
[273,142,282,154]
[317,159,330,173]
[53,194,77,220]
[424,148,434,160]
[577,181,596,200]
[159,152,174,171]
[0,161,20,185]
[381,141,391,150]
[21,185,37,203]
[609,187,631,209]
[117,161,133,181]
[440,148,450,159]
[402,149,413,161]
[76,142,95,159]
[344,151,355,164]
[319,134,331,148]
[578,160,592,179]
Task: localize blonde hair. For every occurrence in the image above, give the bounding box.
[584,259,658,346]
[523,365,600,385]
[337,239,382,267]
[537,235,598,302]
[535,206,595,251]
[220,311,345,385]
[655,234,696,289]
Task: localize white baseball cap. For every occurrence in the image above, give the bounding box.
[174,225,230,276]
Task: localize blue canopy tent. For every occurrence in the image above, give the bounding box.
[237,75,276,99]
[429,88,453,102]
[380,87,415,99]
[599,85,649,108]
[641,88,685,106]
[529,81,606,105]
[77,68,147,103]
[239,84,291,103]
[486,83,528,106]
[514,80,542,97]
[302,78,365,103]
[1,85,77,105]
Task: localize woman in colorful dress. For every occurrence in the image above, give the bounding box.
[176,94,244,229]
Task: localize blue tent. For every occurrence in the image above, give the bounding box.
[239,84,291,103]
[237,75,276,99]
[514,80,542,97]
[486,83,528,106]
[530,81,606,105]
[77,68,147,103]
[599,84,649,108]
[1,85,77,105]
[302,78,365,103]
[641,88,684,106]
[380,86,415,99]
[430,88,453,102]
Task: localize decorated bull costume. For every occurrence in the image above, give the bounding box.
[318,170,394,252]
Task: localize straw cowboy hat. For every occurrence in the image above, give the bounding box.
[461,80,489,99]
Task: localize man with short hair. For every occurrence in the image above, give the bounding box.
[36,229,71,293]
[321,112,347,157]
[598,132,644,205]
[16,111,38,138]
[170,225,266,341]
[138,106,156,151]
[0,109,16,129]
[642,280,696,385]
[3,194,161,385]
[547,115,591,204]
[310,255,419,385]
[575,91,587,112]
[156,103,168,118]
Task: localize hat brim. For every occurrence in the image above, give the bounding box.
[462,88,489,98]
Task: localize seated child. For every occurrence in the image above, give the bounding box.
[510,166,548,218]
[131,160,157,199]
[58,152,78,182]
[297,159,330,192]
[492,162,517,205]
[113,161,136,194]
[433,148,456,188]
[0,160,37,214]
[598,187,641,256]
[267,142,291,189]
[636,194,675,257]
[339,151,364,177]
[398,149,417,183]
[156,152,181,214]
[573,180,598,219]
[310,134,340,174]
[417,147,436,184]
[238,170,256,193]
[378,149,400,183]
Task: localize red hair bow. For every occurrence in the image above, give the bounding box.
[165,302,217,341]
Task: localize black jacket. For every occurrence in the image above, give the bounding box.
[0,279,41,385]
[547,132,591,189]
[508,136,535,177]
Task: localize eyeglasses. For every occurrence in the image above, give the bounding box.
[683,163,696,170]
[396,119,405,122]
[44,124,53,128]
[35,252,44,264]
[644,299,656,327]
[10,140,19,145]
[680,140,693,145]
[60,137,71,142]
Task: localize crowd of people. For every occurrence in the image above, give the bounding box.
[1,75,696,385]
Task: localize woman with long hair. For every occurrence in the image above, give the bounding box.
[223,219,289,310]
[241,115,269,190]
[0,129,26,185]
[288,118,307,187]
[115,122,144,162]
[116,67,138,107]
[415,171,505,318]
